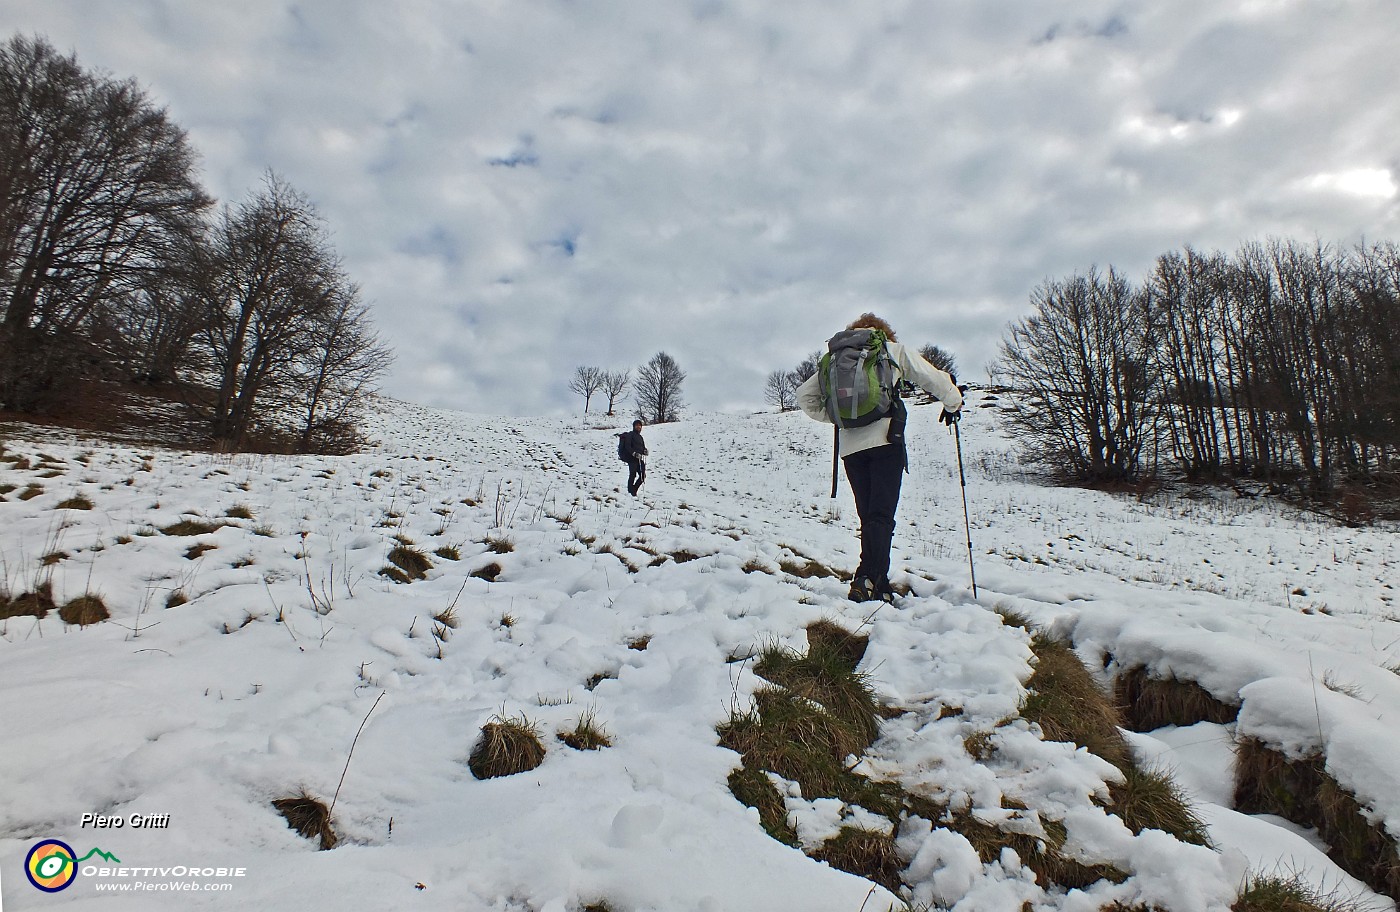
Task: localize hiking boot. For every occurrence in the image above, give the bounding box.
[848,576,878,602]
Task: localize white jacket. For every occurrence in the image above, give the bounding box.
[797,340,964,458]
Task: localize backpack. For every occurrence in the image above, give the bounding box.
[617,433,629,461]
[818,328,900,428]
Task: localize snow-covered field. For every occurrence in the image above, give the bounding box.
[2,392,1397,911]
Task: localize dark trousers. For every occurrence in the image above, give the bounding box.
[843,443,904,585]
[627,457,646,495]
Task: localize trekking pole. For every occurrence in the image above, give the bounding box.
[830,426,839,498]
[953,421,978,598]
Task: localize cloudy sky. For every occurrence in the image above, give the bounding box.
[6,1,1398,416]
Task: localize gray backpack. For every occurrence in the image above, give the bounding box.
[818,329,899,428]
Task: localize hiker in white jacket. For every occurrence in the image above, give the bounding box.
[797,313,963,602]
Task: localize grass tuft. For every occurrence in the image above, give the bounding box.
[1232,873,1366,911]
[558,710,613,751]
[468,714,547,779]
[726,765,798,846]
[58,595,109,626]
[803,618,869,670]
[1109,764,1212,846]
[471,562,503,582]
[1235,737,1400,901]
[272,793,337,850]
[1115,665,1238,731]
[811,826,903,895]
[1021,633,1133,770]
[161,518,224,536]
[754,641,881,750]
[225,504,255,520]
[0,583,56,620]
[55,494,93,510]
[434,545,461,561]
[382,545,432,583]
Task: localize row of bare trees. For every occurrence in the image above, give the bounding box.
[1,35,390,452]
[571,351,686,424]
[569,366,631,415]
[996,239,1400,500]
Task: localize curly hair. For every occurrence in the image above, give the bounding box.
[845,312,897,342]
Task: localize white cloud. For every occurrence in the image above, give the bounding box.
[4,0,1399,415]
[1305,168,1398,200]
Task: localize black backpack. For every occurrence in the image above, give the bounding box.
[617,433,629,461]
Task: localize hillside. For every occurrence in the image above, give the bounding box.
[2,393,1397,911]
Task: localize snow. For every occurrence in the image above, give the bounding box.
[2,392,1397,910]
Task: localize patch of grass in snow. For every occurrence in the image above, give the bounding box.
[1021,633,1133,770]
[18,482,44,500]
[58,594,109,626]
[947,806,1127,890]
[470,561,502,582]
[558,710,613,751]
[380,545,432,584]
[54,493,93,510]
[272,792,337,850]
[483,534,514,553]
[160,518,225,536]
[725,765,797,846]
[225,504,255,520]
[468,713,546,779]
[1111,765,1211,846]
[1113,666,1239,731]
[0,582,56,619]
[433,544,461,561]
[1234,738,1400,902]
[803,618,869,669]
[754,639,881,750]
[1232,873,1369,911]
[810,825,902,895]
[1022,632,1212,847]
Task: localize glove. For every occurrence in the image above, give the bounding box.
[938,406,961,426]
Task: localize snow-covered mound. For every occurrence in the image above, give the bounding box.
[1,393,1396,910]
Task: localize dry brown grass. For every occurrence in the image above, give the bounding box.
[470,561,502,582]
[468,714,547,779]
[273,793,338,850]
[161,518,225,536]
[0,583,56,620]
[558,710,613,751]
[803,618,869,669]
[754,640,881,750]
[1021,633,1133,770]
[1114,665,1239,731]
[381,545,432,584]
[1232,873,1367,911]
[1234,737,1400,901]
[957,808,1128,890]
[726,764,798,846]
[58,595,109,626]
[811,826,903,894]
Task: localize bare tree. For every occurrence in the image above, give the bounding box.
[792,350,821,384]
[569,365,605,413]
[292,291,393,453]
[917,344,958,383]
[200,173,345,448]
[765,369,797,411]
[0,34,210,410]
[635,351,685,424]
[601,369,630,416]
[995,268,1161,483]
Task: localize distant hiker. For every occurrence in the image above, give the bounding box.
[797,313,963,603]
[619,419,648,496]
